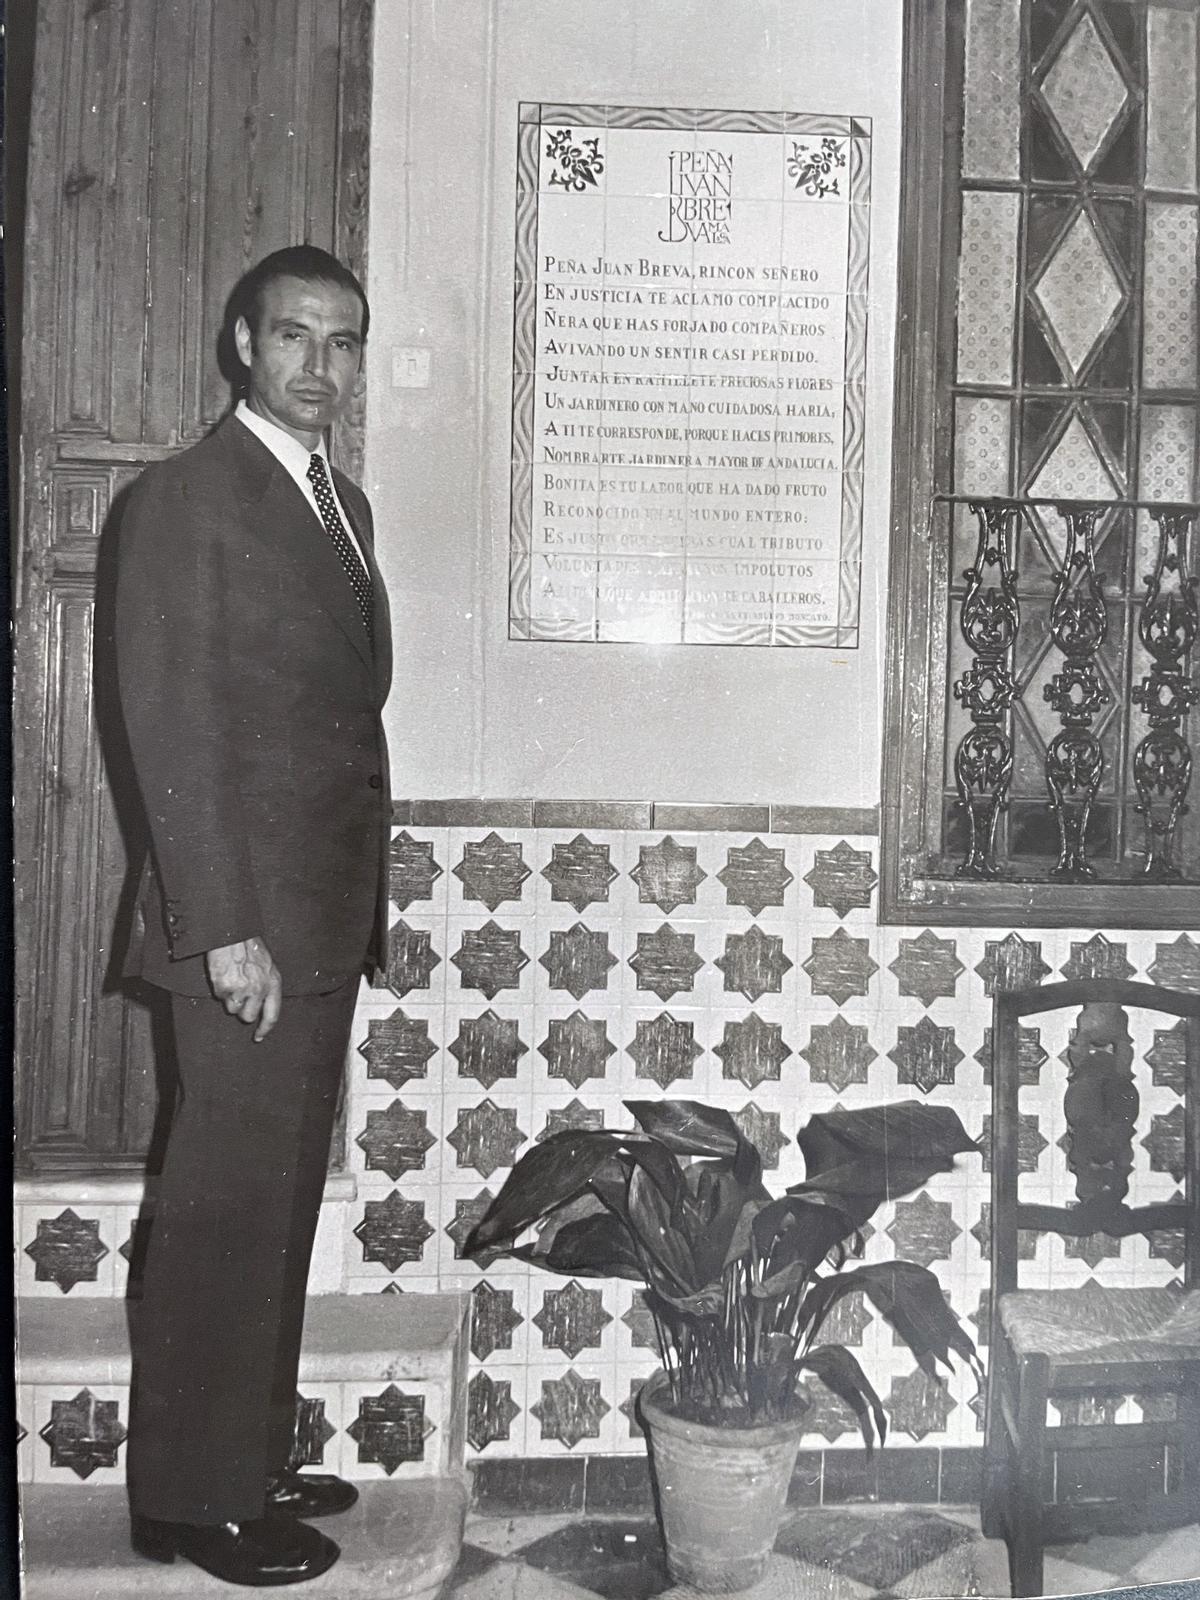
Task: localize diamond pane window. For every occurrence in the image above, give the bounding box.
[885,0,1200,926]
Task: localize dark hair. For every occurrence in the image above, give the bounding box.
[232,245,370,342]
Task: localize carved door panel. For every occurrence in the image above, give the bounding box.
[14,0,371,1170]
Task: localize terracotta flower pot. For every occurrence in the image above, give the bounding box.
[638,1373,806,1593]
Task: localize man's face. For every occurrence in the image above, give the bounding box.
[234,275,364,448]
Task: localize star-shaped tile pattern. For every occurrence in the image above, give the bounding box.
[802,929,879,1005]
[530,1369,610,1450]
[803,840,878,917]
[25,1209,109,1293]
[1063,1229,1121,1268]
[383,920,441,999]
[355,1099,437,1181]
[467,1371,521,1453]
[533,1279,614,1359]
[1149,934,1200,992]
[886,1191,961,1266]
[717,838,793,914]
[884,1368,956,1442]
[976,1024,1047,1087]
[716,924,793,1001]
[353,1190,435,1273]
[820,1287,872,1348]
[537,1099,605,1140]
[974,933,1050,996]
[292,1393,338,1469]
[449,1010,528,1089]
[795,1379,859,1443]
[629,923,705,1001]
[540,923,617,1000]
[446,1099,526,1178]
[453,832,531,911]
[621,1291,659,1351]
[620,1379,647,1439]
[389,831,443,911]
[715,1012,791,1089]
[627,1012,702,1089]
[1142,1105,1185,1182]
[471,1281,525,1361]
[802,1015,877,1092]
[978,1112,1048,1173]
[889,1017,964,1094]
[1147,1022,1188,1093]
[357,1008,438,1090]
[539,1012,615,1090]
[631,836,706,912]
[970,1202,1038,1261]
[38,1390,127,1478]
[346,1385,433,1474]
[542,834,619,912]
[731,1103,787,1170]
[1060,933,1134,981]
[451,921,529,999]
[117,1218,150,1277]
[445,1188,502,1266]
[889,929,964,1006]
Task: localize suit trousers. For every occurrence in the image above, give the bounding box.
[127,979,358,1525]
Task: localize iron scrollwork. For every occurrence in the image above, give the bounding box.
[1043,506,1111,880]
[952,502,1020,876]
[1132,509,1199,879]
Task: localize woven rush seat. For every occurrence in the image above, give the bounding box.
[999,1285,1200,1363]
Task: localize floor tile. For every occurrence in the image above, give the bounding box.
[517,1517,672,1600]
[775,1508,974,1590]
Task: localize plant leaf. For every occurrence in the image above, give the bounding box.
[793,1104,980,1225]
[852,1261,983,1382]
[462,1130,628,1255]
[799,1345,888,1454]
[627,1161,701,1297]
[518,1208,645,1281]
[751,1194,861,1292]
[626,1100,744,1160]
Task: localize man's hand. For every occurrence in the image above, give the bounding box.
[205,938,283,1041]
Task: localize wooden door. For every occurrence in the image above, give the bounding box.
[13,0,372,1171]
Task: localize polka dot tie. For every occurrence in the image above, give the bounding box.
[307,453,374,643]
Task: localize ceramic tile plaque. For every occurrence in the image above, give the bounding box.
[508,104,872,647]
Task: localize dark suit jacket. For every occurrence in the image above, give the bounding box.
[116,414,392,997]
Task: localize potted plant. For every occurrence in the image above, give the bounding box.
[465,1098,983,1593]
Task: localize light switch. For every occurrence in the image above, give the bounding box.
[391,346,432,388]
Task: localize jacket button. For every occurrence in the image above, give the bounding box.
[368,774,382,789]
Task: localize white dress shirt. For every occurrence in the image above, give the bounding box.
[234,399,368,566]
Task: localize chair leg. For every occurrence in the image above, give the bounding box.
[1007,1353,1050,1598]
[980,1341,1010,1540]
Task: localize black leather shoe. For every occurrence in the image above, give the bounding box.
[265,1468,359,1519]
[132,1514,339,1586]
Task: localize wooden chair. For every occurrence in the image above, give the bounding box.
[982,979,1200,1596]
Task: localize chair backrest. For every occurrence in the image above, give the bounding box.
[990,979,1200,1300]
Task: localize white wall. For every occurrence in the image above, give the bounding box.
[366,0,902,804]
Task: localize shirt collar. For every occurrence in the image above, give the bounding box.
[235,399,330,475]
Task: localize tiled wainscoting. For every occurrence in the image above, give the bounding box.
[15,799,1198,1507]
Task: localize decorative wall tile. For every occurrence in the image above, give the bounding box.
[1142,1105,1185,1182]
[970,1203,1037,1261]
[358,1009,437,1090]
[533,1280,613,1359]
[446,1100,527,1178]
[1146,1022,1187,1093]
[538,1100,604,1140]
[976,1024,1047,1086]
[542,835,619,911]
[627,1013,702,1089]
[384,922,441,999]
[451,922,529,998]
[1148,934,1200,992]
[802,1015,877,1092]
[540,924,617,999]
[974,933,1051,995]
[890,930,965,1006]
[631,836,706,912]
[1060,933,1134,981]
[884,1369,957,1443]
[803,841,878,917]
[471,1282,525,1362]
[390,831,444,911]
[716,839,793,916]
[731,1104,787,1170]
[24,1209,109,1294]
[715,1013,791,1089]
[346,1385,433,1473]
[796,1380,859,1443]
[292,1392,338,1469]
[539,1013,615,1090]
[978,1113,1048,1173]
[355,1100,437,1181]
[468,1371,521,1452]
[621,1293,659,1352]
[890,1018,964,1095]
[821,1288,872,1348]
[530,1370,609,1450]
[353,1191,435,1272]
[1063,1230,1121,1268]
[450,1011,528,1089]
[37,1389,127,1479]
[620,1380,646,1440]
[887,1192,962,1266]
[716,925,793,1002]
[454,833,531,911]
[629,924,704,1001]
[802,929,879,1005]
[445,1189,501,1265]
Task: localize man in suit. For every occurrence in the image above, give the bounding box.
[116,246,391,1586]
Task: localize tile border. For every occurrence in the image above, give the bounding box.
[393,801,880,836]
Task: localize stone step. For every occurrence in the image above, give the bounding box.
[20,1480,468,1600]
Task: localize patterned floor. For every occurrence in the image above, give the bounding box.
[448,1506,1200,1599]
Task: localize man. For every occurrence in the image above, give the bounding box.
[116,245,391,1586]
